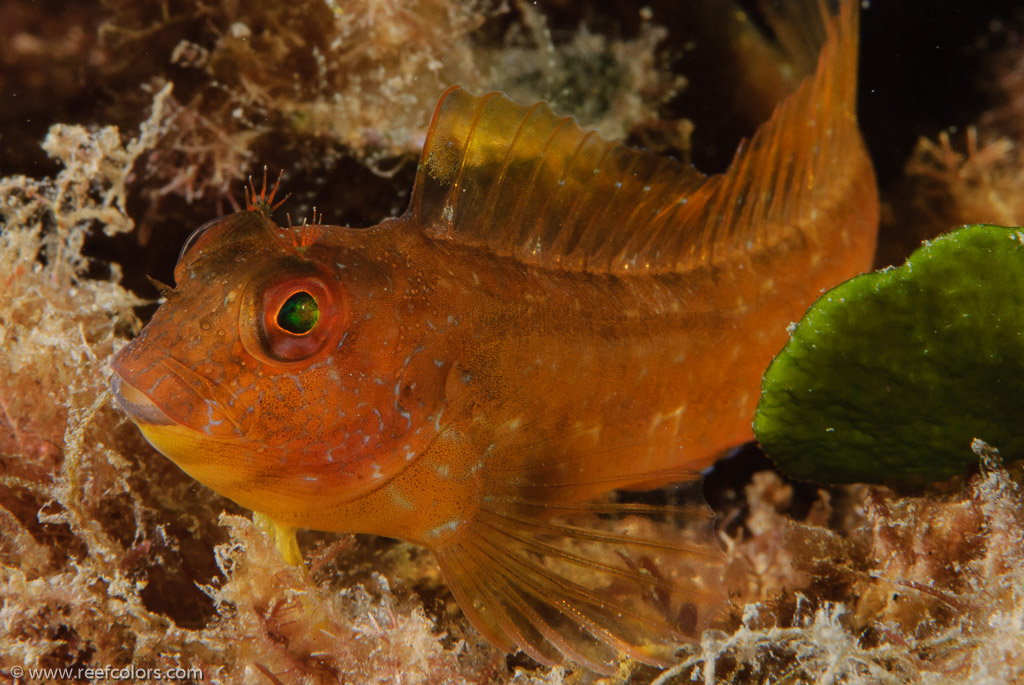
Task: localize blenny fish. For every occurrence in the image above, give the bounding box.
[111,0,877,673]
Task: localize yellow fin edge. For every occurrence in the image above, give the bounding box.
[254,512,303,565]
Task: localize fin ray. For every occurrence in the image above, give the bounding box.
[433,476,725,671]
[442,548,519,653]
[478,510,718,602]
[509,467,704,492]
[457,540,566,668]
[408,0,870,275]
[468,535,625,673]
[471,529,673,670]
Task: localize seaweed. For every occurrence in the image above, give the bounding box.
[755,224,1024,484]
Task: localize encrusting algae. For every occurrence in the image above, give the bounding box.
[92,0,682,210]
[3,0,1024,683]
[109,0,875,674]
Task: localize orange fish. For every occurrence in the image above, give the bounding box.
[111,0,876,673]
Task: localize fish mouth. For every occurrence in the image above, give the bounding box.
[110,373,177,427]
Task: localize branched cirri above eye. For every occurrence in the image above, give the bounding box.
[277,291,319,334]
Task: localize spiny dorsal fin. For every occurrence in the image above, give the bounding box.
[408,0,868,275]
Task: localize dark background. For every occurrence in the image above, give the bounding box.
[1,0,1022,288]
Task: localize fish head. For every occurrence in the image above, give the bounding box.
[111,210,446,521]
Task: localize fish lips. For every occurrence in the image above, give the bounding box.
[110,335,251,439]
[109,372,177,428]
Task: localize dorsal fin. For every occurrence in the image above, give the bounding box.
[408,0,867,275]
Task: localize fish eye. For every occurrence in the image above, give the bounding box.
[240,267,347,365]
[276,291,319,335]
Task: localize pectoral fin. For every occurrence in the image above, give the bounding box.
[431,481,726,674]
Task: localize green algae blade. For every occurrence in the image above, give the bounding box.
[754,224,1024,484]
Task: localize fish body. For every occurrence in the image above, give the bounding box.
[112,0,877,672]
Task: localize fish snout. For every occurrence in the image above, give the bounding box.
[110,372,176,427]
[109,356,249,439]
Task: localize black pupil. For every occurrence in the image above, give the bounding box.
[277,291,319,334]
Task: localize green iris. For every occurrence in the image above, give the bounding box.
[277,291,319,334]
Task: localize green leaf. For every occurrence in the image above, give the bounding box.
[754,225,1024,484]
